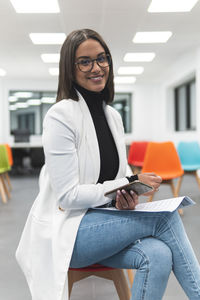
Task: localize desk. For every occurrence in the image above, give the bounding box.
[11,144,44,175]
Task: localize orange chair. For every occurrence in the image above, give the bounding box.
[68,264,131,300]
[5,144,13,167]
[4,144,13,191]
[142,142,184,203]
[128,141,149,173]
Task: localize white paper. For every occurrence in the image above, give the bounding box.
[94,196,195,212]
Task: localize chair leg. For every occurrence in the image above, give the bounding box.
[147,193,154,202]
[4,172,12,191]
[0,176,7,203]
[1,175,10,199]
[195,171,200,189]
[133,166,141,174]
[171,177,183,215]
[169,179,176,196]
[174,176,183,197]
[111,269,131,300]
[127,269,134,287]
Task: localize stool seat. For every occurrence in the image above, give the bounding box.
[69,263,114,272]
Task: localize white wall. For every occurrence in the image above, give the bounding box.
[123,48,200,146]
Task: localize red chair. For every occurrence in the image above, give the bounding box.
[68,264,131,299]
[128,141,149,173]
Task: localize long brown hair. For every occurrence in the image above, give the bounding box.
[56,29,114,103]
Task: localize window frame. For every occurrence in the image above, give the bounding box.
[174,79,196,131]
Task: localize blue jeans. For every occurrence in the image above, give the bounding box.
[70,209,200,300]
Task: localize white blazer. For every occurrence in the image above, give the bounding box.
[16,93,130,300]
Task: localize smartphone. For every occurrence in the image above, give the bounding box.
[104,180,153,199]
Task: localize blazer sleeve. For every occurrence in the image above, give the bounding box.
[42,101,128,210]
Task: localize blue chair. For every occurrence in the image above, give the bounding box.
[177,141,200,189]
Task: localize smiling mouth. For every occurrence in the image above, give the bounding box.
[88,75,104,81]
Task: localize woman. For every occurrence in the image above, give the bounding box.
[16,29,200,300]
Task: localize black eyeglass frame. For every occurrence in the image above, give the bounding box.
[75,54,111,73]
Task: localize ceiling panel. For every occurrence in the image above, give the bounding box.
[0,0,199,82]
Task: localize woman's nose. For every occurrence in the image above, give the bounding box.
[91,60,101,72]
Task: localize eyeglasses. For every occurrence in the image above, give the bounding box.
[75,54,111,72]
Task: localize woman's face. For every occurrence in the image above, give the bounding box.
[75,39,109,92]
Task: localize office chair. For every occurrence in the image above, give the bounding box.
[142,141,184,204]
[177,141,200,189]
[128,141,149,173]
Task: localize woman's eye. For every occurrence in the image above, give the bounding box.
[80,59,91,66]
[97,56,106,63]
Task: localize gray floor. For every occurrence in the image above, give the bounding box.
[0,173,200,300]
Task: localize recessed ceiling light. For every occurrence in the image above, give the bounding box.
[10,0,60,13]
[41,97,56,104]
[133,31,172,43]
[49,68,59,76]
[118,66,144,75]
[9,104,18,111]
[29,33,66,45]
[17,102,29,108]
[14,92,33,98]
[124,53,155,62]
[0,68,6,76]
[114,77,136,84]
[41,53,60,63]
[148,0,199,12]
[9,96,18,102]
[27,99,41,106]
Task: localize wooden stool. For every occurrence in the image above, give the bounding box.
[68,264,131,300]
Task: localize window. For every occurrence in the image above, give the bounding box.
[111,93,132,133]
[9,90,132,135]
[174,79,196,131]
[9,90,56,135]
[17,113,35,134]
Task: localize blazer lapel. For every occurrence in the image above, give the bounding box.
[78,92,100,182]
[104,105,127,178]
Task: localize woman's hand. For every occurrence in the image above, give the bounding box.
[115,190,138,210]
[138,173,162,195]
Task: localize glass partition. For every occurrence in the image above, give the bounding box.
[9,90,132,135]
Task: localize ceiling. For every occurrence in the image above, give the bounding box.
[0,0,200,84]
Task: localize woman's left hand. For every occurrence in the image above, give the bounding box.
[115,190,138,210]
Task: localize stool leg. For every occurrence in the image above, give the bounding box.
[112,269,131,300]
[68,271,74,299]
[127,269,134,287]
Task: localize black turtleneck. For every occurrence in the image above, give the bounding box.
[74,84,119,184]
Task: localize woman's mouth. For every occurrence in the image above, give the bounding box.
[88,75,104,82]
